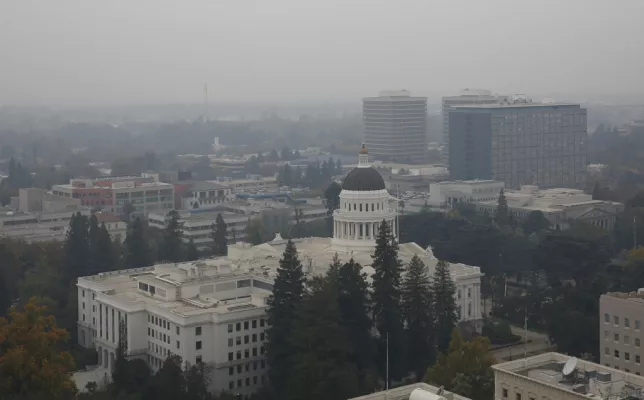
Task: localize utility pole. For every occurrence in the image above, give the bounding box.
[386,332,390,399]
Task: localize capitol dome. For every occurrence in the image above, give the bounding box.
[342,167,386,191]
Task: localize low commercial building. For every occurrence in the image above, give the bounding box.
[76,259,272,397]
[600,290,644,375]
[217,176,279,193]
[174,181,234,211]
[52,174,174,218]
[476,185,623,230]
[493,352,644,400]
[428,180,505,210]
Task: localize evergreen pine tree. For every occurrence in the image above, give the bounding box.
[337,258,377,392]
[125,218,151,268]
[63,212,89,280]
[186,238,199,261]
[266,239,306,396]
[160,210,183,262]
[111,320,130,395]
[433,259,458,355]
[371,219,406,381]
[211,213,228,256]
[95,223,115,272]
[401,255,435,380]
[87,214,101,274]
[286,276,360,400]
[495,189,509,226]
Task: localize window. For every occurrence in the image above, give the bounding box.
[245,363,249,372]
[252,320,257,329]
[244,349,249,358]
[626,352,631,361]
[615,350,620,358]
[605,313,610,323]
[260,332,265,341]
[196,341,202,350]
[236,336,241,345]
[148,327,151,336]
[252,334,257,342]
[195,326,202,336]
[253,361,258,370]
[228,338,233,347]
[244,335,249,344]
[260,346,265,355]
[196,356,202,364]
[236,351,241,360]
[228,352,233,361]
[176,326,180,335]
[236,322,241,331]
[615,316,620,325]
[468,288,472,298]
[637,355,641,364]
[237,365,242,373]
[637,338,641,347]
[626,318,631,328]
[516,394,522,400]
[615,333,620,341]
[605,347,610,355]
[177,340,180,349]
[626,369,631,373]
[260,319,265,327]
[237,380,242,389]
[82,290,85,297]
[229,367,234,376]
[502,389,508,399]
[245,378,250,386]
[228,324,233,333]
[163,334,166,342]
[244,321,249,330]
[252,348,257,356]
[229,382,234,390]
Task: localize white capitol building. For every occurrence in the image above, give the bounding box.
[75,146,483,396]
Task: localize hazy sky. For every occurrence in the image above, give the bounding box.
[2,0,644,105]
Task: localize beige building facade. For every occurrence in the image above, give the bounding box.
[600,291,644,375]
[493,352,644,400]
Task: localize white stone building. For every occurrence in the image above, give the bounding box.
[76,145,484,395]
[428,179,505,210]
[77,259,273,397]
[476,185,623,230]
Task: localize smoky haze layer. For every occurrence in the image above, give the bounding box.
[1,0,644,105]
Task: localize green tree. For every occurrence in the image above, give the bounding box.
[186,238,199,261]
[211,214,228,256]
[337,258,377,392]
[96,223,116,272]
[0,298,78,400]
[433,259,458,355]
[401,255,435,380]
[522,210,550,236]
[146,355,186,400]
[246,217,264,245]
[124,218,151,268]
[495,189,509,226]
[424,329,495,400]
[286,276,360,400]
[266,240,306,396]
[160,210,183,262]
[324,182,342,216]
[371,219,406,381]
[63,212,90,280]
[184,362,212,400]
[121,202,135,224]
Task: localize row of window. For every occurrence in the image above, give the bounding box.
[501,389,535,400]
[228,346,265,361]
[604,363,641,375]
[229,332,266,347]
[228,319,266,333]
[605,331,641,347]
[604,314,642,329]
[229,360,267,376]
[229,375,266,390]
[605,348,641,364]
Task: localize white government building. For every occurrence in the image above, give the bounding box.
[76,145,484,396]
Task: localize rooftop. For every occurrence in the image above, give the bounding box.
[436,179,503,185]
[494,352,644,400]
[602,289,644,304]
[452,102,580,110]
[348,382,470,400]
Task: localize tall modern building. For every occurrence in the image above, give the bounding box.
[442,89,504,163]
[448,97,588,189]
[363,90,427,164]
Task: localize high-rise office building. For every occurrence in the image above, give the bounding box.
[442,89,503,163]
[448,97,588,189]
[363,90,427,164]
